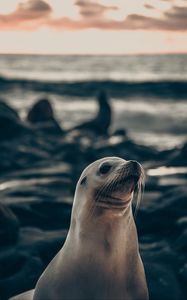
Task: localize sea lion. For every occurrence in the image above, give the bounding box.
[27,98,54,124]
[27,98,64,135]
[68,90,112,136]
[10,157,149,300]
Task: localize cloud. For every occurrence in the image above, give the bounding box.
[0,0,52,30]
[165,5,187,19]
[49,5,187,32]
[20,0,51,13]
[144,4,155,10]
[75,0,118,19]
[125,4,187,31]
[123,8,187,31]
[0,0,187,32]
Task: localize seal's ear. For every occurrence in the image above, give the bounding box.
[80,176,87,185]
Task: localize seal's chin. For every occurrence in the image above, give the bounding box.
[96,196,128,209]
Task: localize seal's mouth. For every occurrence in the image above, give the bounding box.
[95,174,139,209]
[110,174,140,192]
[116,175,139,188]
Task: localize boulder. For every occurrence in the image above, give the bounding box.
[0,101,28,140]
[0,203,20,246]
[0,251,43,300]
[9,200,72,230]
[18,227,67,265]
[167,142,187,166]
[144,263,184,300]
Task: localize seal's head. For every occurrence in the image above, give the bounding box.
[73,157,144,219]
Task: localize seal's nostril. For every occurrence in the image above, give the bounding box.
[128,160,141,170]
[130,160,138,166]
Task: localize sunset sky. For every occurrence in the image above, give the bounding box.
[0,0,187,54]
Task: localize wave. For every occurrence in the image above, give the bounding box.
[0,76,187,99]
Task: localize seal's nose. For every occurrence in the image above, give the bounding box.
[127,160,141,172]
[129,160,139,167]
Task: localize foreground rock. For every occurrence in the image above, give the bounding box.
[9,200,72,230]
[145,263,184,300]
[0,251,43,300]
[0,226,67,300]
[0,203,20,246]
[0,101,29,141]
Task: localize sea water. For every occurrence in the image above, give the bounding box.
[0,54,187,150]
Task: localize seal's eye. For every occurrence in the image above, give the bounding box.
[80,176,87,185]
[99,163,112,175]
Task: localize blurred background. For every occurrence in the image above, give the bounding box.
[0,1,187,300]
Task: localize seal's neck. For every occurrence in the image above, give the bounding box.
[70,205,138,258]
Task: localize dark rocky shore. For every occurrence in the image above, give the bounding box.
[0,96,186,300]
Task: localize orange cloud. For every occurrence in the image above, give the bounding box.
[0,0,52,30]
[0,0,187,32]
[49,5,187,32]
[125,6,187,31]
[75,0,118,19]
[144,4,155,10]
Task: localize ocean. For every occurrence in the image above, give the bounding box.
[0,53,187,150]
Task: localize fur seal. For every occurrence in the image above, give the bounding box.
[10,157,149,300]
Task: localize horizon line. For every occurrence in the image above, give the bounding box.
[0,51,187,56]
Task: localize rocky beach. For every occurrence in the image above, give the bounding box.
[0,90,187,300]
[0,53,186,300]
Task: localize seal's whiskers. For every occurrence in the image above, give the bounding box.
[133,175,145,219]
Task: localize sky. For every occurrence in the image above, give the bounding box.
[0,0,187,54]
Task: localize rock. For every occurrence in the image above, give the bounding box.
[0,141,50,173]
[0,252,43,300]
[167,142,187,166]
[140,238,180,269]
[112,128,127,137]
[176,217,187,230]
[18,227,67,265]
[3,162,72,180]
[0,100,19,119]
[137,186,187,235]
[9,200,72,230]
[144,263,184,300]
[33,121,64,136]
[179,263,187,295]
[0,203,20,246]
[173,229,187,253]
[0,101,29,140]
[94,138,159,162]
[155,186,186,217]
